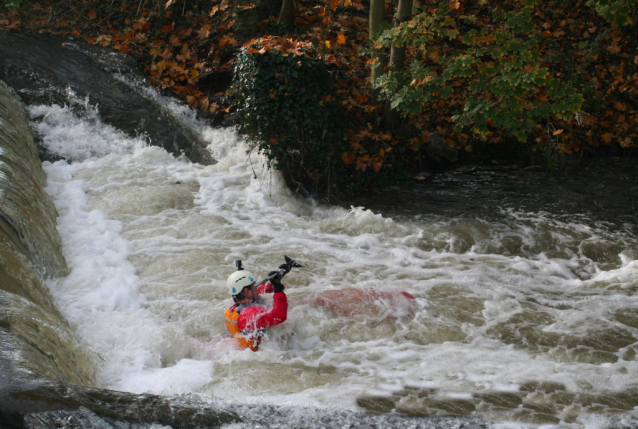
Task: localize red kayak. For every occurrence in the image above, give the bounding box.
[304,288,418,321]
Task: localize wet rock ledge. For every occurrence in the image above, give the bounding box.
[0,32,215,166]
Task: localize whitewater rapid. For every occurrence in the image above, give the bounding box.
[31,88,638,429]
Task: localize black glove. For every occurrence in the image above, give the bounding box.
[268,271,285,293]
[278,264,291,274]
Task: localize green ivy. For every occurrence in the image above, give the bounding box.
[232,42,350,198]
[587,0,638,26]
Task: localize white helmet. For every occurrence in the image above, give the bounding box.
[226,270,255,295]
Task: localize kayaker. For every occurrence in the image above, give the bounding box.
[224,262,289,351]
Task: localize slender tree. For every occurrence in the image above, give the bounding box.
[279,0,295,27]
[388,0,413,74]
[369,0,388,102]
[384,0,413,127]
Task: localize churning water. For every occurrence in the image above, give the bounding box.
[30,85,638,428]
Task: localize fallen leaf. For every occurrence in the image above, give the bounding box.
[198,24,212,38]
[602,133,612,144]
[607,44,621,54]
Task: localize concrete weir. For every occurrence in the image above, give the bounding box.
[0,79,96,387]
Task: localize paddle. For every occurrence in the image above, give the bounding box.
[256,255,303,286]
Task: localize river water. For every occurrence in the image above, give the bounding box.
[28,78,638,428]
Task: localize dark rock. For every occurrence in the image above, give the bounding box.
[234,0,282,35]
[356,396,395,413]
[428,132,458,163]
[0,32,215,165]
[24,407,144,429]
[221,113,237,128]
[519,381,566,394]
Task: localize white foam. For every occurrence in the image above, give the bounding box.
[35,90,638,429]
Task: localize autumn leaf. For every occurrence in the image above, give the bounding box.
[448,0,460,10]
[355,155,371,171]
[613,101,626,111]
[337,34,346,45]
[602,133,612,144]
[325,40,331,49]
[114,43,131,53]
[607,44,621,54]
[133,20,150,32]
[552,129,563,135]
[198,24,212,39]
[87,10,97,19]
[219,35,238,47]
[156,59,169,70]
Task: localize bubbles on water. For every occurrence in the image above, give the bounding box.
[37,80,638,428]
[29,89,148,161]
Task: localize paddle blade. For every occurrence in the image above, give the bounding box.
[285,255,303,268]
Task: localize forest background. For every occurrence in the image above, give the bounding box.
[1,0,637,199]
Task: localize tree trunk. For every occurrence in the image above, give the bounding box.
[369,0,387,103]
[279,0,295,27]
[383,0,413,128]
[389,0,412,73]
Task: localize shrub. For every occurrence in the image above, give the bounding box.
[232,37,350,199]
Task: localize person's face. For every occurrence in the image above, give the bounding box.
[243,283,259,300]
